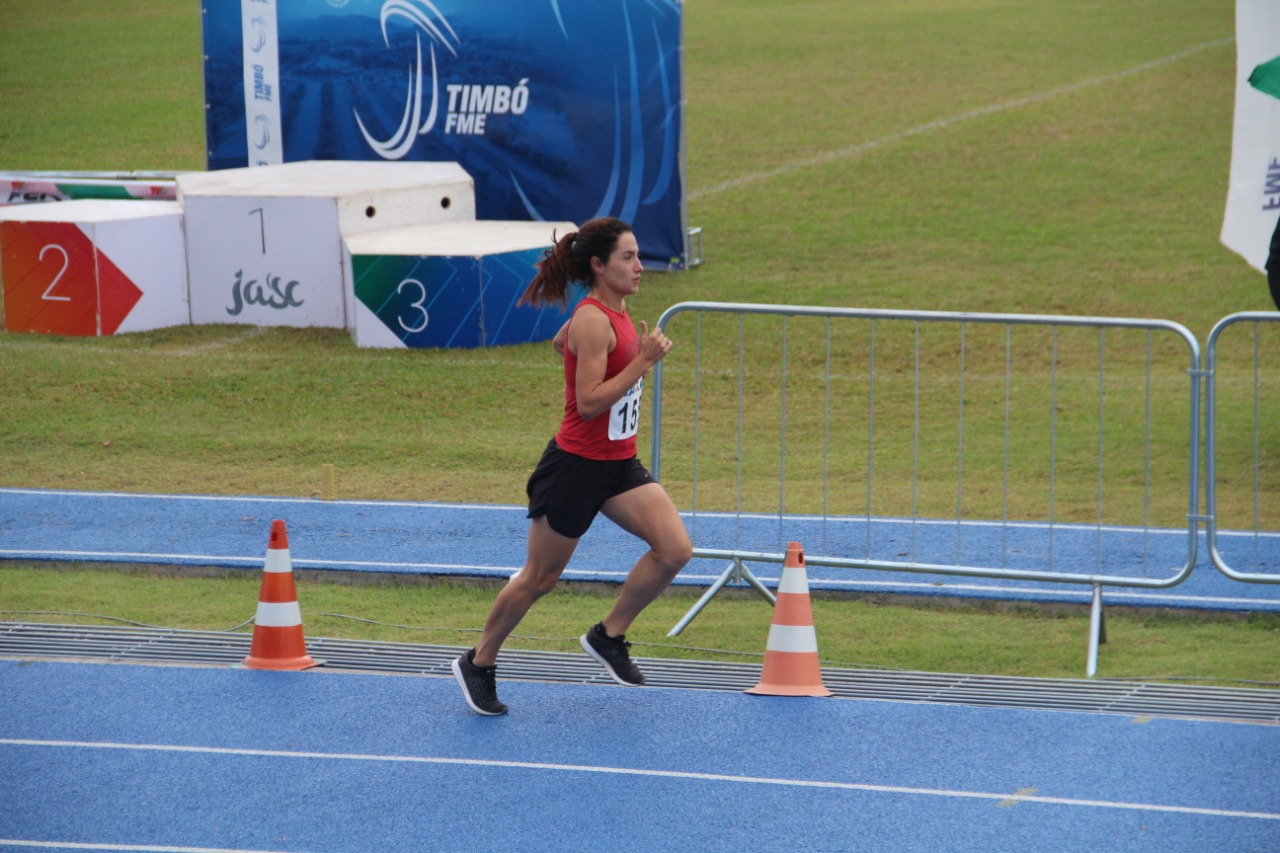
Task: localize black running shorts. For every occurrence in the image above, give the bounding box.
[526,438,655,539]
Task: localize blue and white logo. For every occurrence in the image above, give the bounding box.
[354,0,460,160]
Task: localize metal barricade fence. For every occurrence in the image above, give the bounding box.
[1205,312,1280,582]
[649,302,1204,676]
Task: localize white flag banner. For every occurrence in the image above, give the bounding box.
[1222,0,1280,273]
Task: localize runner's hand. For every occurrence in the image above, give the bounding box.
[637,321,673,366]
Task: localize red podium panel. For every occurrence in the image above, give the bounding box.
[0,220,104,335]
[0,200,185,336]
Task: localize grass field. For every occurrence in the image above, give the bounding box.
[1,0,1277,685]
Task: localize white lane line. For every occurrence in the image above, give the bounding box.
[689,37,1233,201]
[4,738,1276,822]
[0,549,519,574]
[0,487,524,512]
[0,840,300,853]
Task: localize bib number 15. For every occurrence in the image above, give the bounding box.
[609,381,643,441]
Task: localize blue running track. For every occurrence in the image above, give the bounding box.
[1,488,1277,613]
[2,659,1279,853]
[3,488,1280,851]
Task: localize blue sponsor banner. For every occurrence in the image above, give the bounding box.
[203,0,688,268]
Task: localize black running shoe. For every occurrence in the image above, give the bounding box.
[451,649,508,715]
[580,622,645,686]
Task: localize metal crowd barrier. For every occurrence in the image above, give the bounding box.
[1205,312,1280,583]
[649,302,1207,676]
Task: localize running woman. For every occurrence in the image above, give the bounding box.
[452,217,691,715]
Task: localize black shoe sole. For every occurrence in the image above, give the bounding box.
[580,633,644,686]
[450,656,508,715]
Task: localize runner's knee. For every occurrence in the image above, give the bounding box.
[654,532,692,575]
[511,566,562,598]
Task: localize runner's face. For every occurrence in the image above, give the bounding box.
[593,231,643,299]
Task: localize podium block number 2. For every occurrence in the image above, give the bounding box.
[1,221,99,335]
[0,221,142,336]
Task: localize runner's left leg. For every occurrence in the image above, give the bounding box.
[598,482,692,636]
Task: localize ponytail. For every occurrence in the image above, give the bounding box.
[519,229,578,307]
[519,216,632,307]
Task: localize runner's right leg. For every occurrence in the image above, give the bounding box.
[472,515,579,666]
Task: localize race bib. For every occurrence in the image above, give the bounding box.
[609,378,644,440]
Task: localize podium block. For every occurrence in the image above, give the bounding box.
[0,199,188,336]
[177,161,475,329]
[343,220,579,349]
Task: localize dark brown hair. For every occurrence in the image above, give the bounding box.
[519,216,633,307]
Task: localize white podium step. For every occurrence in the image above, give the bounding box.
[177,161,476,329]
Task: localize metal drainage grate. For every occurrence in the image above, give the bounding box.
[1,621,1277,724]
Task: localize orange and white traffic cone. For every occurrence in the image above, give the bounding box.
[238,519,323,671]
[746,542,832,697]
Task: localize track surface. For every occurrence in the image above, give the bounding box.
[2,488,1277,613]
[2,659,1278,853]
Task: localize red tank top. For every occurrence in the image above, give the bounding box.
[554,297,643,460]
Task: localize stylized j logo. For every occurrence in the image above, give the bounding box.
[353,0,460,160]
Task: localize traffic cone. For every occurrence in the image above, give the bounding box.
[237,519,323,671]
[746,542,832,697]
